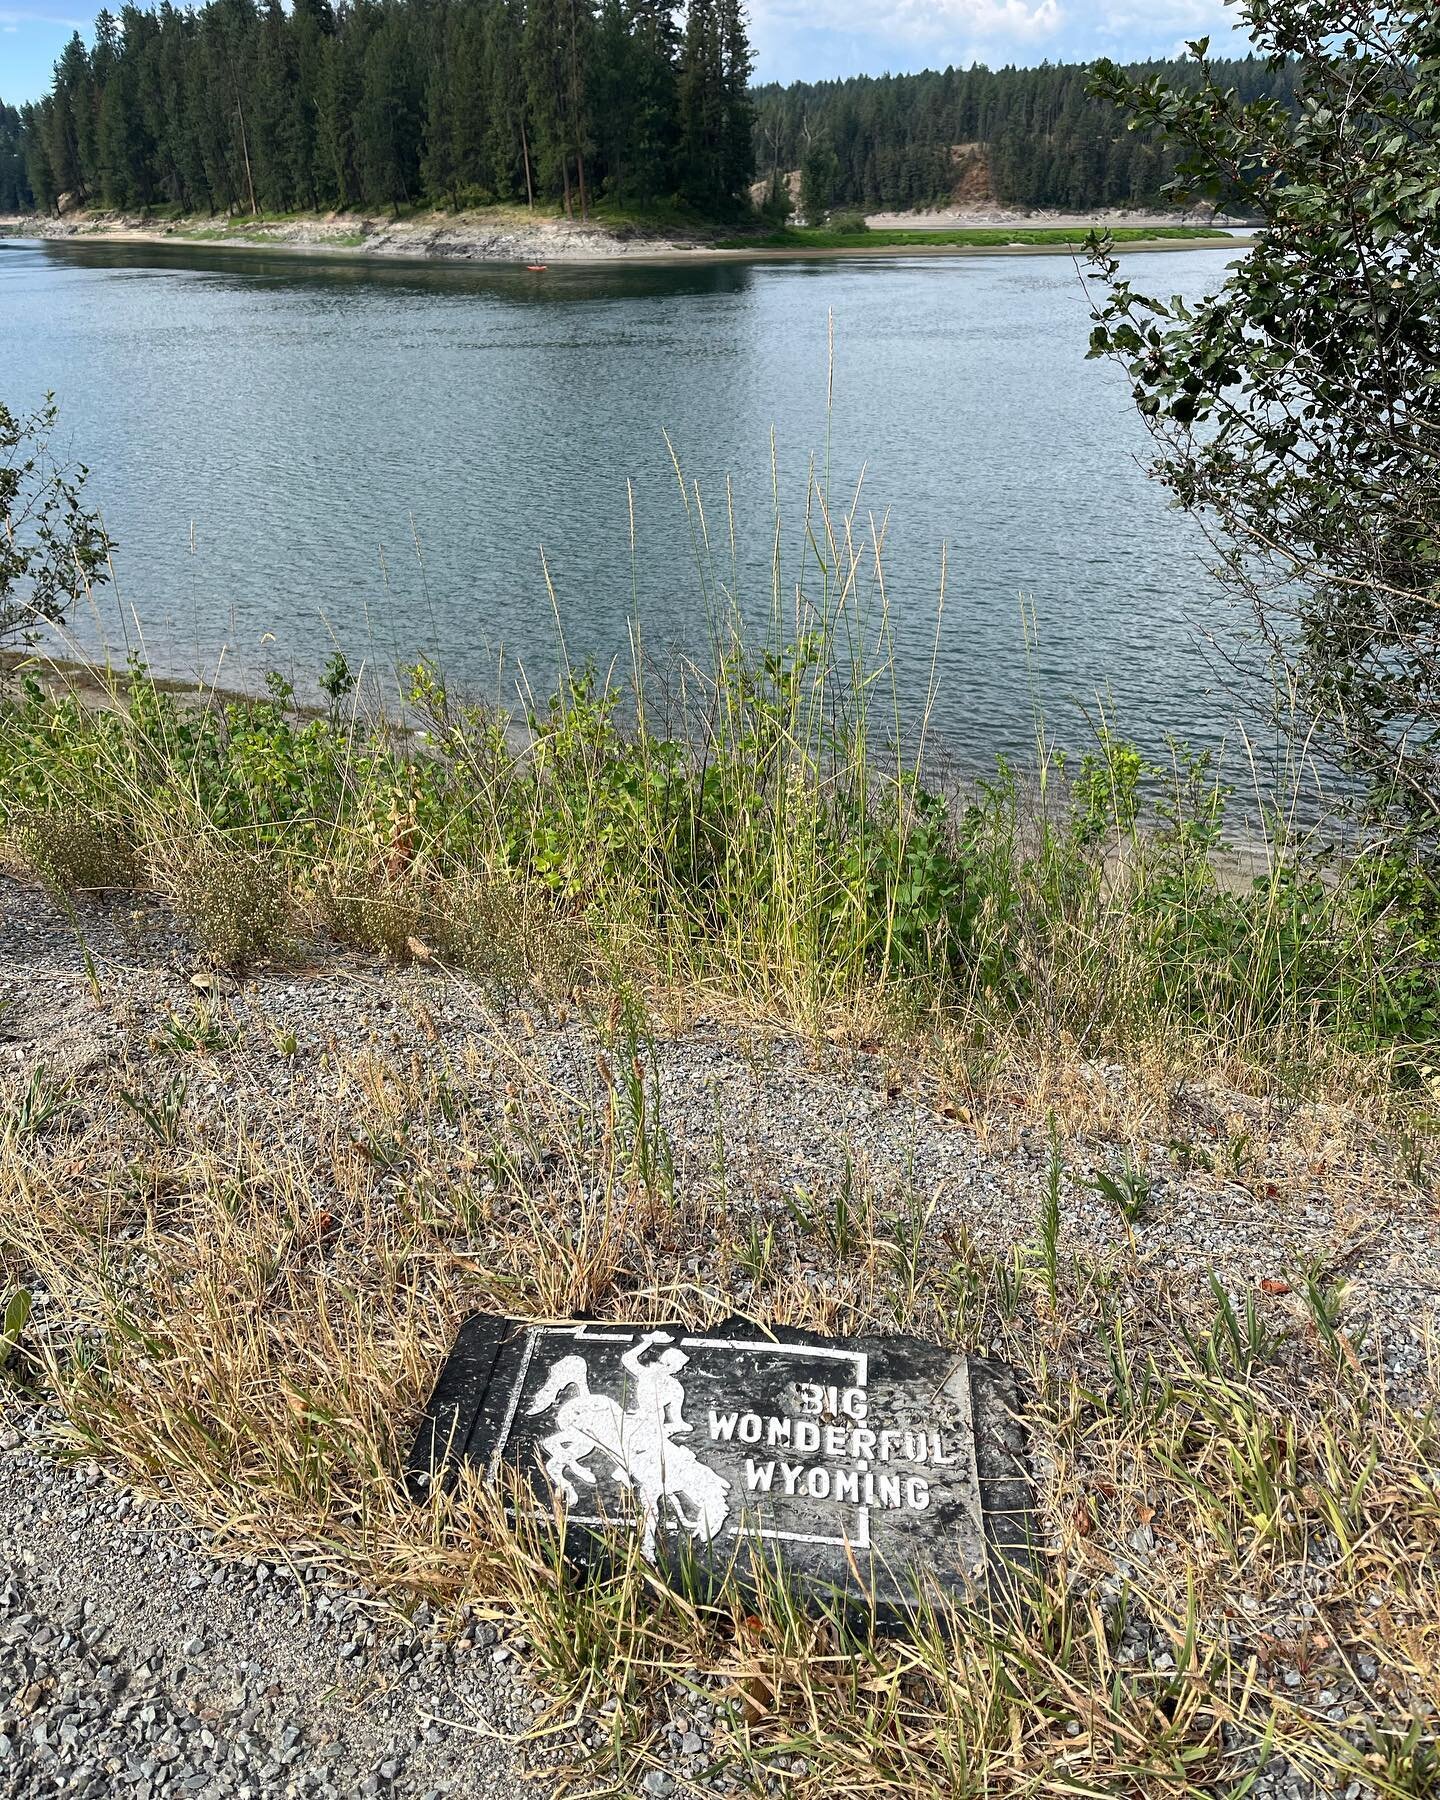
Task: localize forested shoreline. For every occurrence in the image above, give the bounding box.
[0,0,753,220]
[753,58,1298,214]
[0,8,1295,223]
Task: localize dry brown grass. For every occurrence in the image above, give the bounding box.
[0,969,1437,1800]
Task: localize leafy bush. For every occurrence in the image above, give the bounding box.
[1089,5,1440,857]
[1,395,111,645]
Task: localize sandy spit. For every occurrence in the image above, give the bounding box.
[0,205,1247,266]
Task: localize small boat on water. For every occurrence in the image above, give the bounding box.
[526,263,548,271]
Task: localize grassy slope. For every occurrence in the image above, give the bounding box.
[0,446,1433,1796]
[0,861,1435,1800]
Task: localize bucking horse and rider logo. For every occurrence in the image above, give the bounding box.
[525,1331,730,1560]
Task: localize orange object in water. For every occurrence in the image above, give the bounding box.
[526,263,548,271]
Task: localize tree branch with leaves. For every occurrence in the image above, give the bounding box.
[0,396,111,649]
[1086,2,1440,855]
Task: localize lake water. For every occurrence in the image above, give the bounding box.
[1,237,1255,772]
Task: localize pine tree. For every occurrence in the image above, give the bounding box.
[560,0,595,218]
[0,104,36,210]
[446,0,488,196]
[45,36,92,205]
[718,0,753,203]
[252,0,298,208]
[357,7,420,211]
[589,0,633,199]
[623,0,678,203]
[97,24,154,209]
[523,0,568,212]
[317,18,363,208]
[677,0,723,210]
[21,103,57,211]
[483,0,531,203]
[421,33,459,205]
[799,133,837,221]
[15,0,1282,227]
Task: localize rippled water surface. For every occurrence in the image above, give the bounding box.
[2,237,1250,766]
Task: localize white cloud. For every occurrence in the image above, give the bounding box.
[748,0,1250,83]
[754,0,1065,52]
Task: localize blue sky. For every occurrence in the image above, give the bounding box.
[749,2,1251,86]
[1,0,1252,108]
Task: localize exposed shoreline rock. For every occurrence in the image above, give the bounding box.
[0,203,1244,266]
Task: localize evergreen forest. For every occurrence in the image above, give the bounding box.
[752,58,1298,212]
[0,0,754,218]
[0,12,1297,221]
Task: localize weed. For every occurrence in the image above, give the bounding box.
[1298,1257,1356,1363]
[604,992,675,1207]
[1188,1275,1281,1379]
[319,874,433,962]
[0,1286,30,1373]
[361,1123,411,1172]
[119,1075,188,1145]
[11,806,138,897]
[0,600,1434,1079]
[737,1216,775,1287]
[1225,1128,1255,1178]
[937,1225,993,1341]
[994,1243,1026,1322]
[1086,1157,1151,1226]
[1361,1719,1440,1796]
[166,841,288,971]
[152,1004,236,1059]
[1037,1129,1063,1310]
[882,1191,931,1325]
[2,1065,73,1139]
[709,1094,729,1205]
[783,1186,818,1238]
[830,1152,859,1260]
[1167,1136,1212,1174]
[1103,1310,1164,1420]
[1086,1154,1151,1255]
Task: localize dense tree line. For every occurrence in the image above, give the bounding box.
[1,25,1302,222]
[0,0,752,218]
[753,58,1299,213]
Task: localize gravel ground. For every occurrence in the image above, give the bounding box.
[3,872,1428,1385]
[0,1395,546,1799]
[4,874,1434,1298]
[1,873,1436,1799]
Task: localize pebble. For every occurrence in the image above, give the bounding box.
[0,1395,530,1798]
